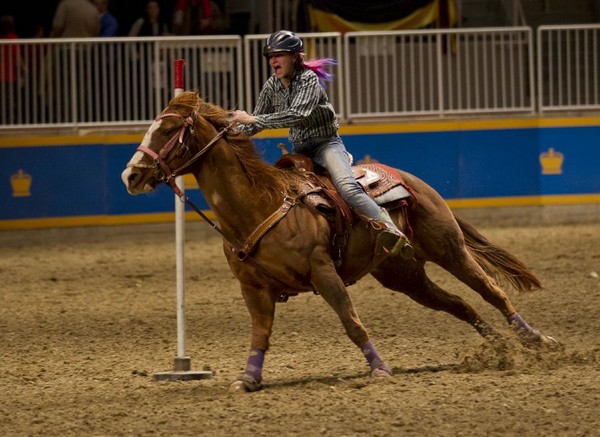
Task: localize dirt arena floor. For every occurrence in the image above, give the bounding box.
[1,218,599,436]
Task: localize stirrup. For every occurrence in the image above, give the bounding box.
[390,233,414,259]
[373,209,414,259]
[376,228,414,259]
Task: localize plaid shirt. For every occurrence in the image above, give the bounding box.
[242,68,339,146]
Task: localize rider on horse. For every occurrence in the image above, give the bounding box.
[232,30,413,257]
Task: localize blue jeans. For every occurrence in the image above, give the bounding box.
[293,136,381,219]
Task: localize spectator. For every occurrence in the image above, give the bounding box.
[1,15,24,123]
[95,0,118,37]
[0,15,21,85]
[32,23,46,39]
[172,0,226,35]
[51,0,100,37]
[128,0,169,37]
[22,22,49,122]
[0,15,18,39]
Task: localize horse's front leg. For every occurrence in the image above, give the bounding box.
[229,283,276,393]
[311,253,392,378]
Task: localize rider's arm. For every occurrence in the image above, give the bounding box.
[253,72,321,130]
[236,79,275,136]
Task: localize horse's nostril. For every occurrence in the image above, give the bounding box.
[127,173,138,184]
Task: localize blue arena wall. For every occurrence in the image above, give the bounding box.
[1,116,599,229]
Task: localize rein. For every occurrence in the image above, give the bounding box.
[133,112,299,283]
[136,112,234,199]
[135,113,242,247]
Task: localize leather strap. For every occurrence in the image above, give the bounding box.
[237,197,296,260]
[321,187,350,267]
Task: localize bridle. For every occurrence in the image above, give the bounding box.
[130,110,299,289]
[134,111,233,199]
[131,110,241,246]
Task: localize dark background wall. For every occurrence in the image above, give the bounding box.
[0,0,181,37]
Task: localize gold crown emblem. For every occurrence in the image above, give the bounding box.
[539,147,564,175]
[357,154,379,165]
[11,169,32,197]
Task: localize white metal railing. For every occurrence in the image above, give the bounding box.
[2,26,600,130]
[0,36,242,129]
[537,24,600,112]
[243,32,344,117]
[344,27,534,119]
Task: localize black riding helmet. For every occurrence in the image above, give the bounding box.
[262,30,304,59]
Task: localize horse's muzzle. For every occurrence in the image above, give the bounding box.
[121,167,156,195]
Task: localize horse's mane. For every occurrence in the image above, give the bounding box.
[169,91,297,202]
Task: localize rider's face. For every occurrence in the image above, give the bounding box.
[268,52,295,85]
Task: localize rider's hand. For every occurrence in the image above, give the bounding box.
[231,110,256,125]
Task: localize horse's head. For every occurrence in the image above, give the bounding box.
[121,91,231,196]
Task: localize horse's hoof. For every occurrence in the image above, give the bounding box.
[540,334,563,351]
[228,374,262,393]
[228,380,250,393]
[518,330,563,351]
[370,367,393,379]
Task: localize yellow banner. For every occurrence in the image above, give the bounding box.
[308,0,456,32]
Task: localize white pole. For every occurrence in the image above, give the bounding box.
[173,59,186,363]
[154,59,212,381]
[175,184,185,359]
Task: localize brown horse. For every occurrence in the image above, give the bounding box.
[121,91,557,392]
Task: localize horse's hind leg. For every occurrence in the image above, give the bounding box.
[436,247,556,348]
[371,260,500,339]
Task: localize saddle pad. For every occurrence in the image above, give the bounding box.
[353,163,412,201]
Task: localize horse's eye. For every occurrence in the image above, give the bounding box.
[163,129,172,136]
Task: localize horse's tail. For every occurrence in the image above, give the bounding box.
[455,214,542,292]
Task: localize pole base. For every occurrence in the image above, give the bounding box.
[153,370,213,381]
[152,356,213,381]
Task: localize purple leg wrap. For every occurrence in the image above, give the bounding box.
[360,342,388,372]
[508,313,540,336]
[245,348,265,382]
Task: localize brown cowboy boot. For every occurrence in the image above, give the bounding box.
[376,209,414,259]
